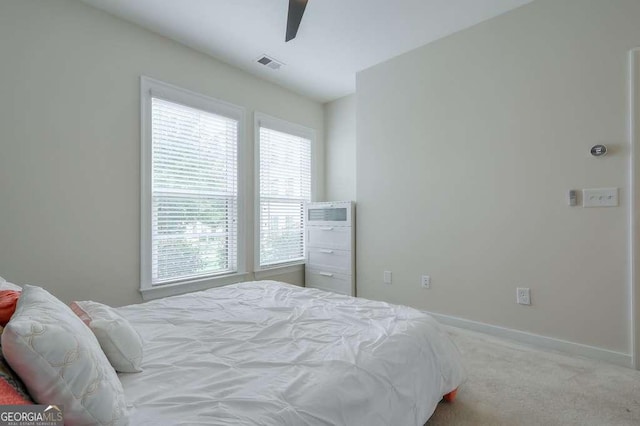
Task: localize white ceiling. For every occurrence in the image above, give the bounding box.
[81,0,533,102]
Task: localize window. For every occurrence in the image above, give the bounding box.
[141,77,244,290]
[256,114,314,268]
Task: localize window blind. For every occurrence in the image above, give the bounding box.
[258,126,311,267]
[151,97,238,284]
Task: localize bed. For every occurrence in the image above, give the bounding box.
[115,280,465,425]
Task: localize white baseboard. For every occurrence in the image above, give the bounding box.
[426,311,633,369]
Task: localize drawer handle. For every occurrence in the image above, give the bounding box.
[318,272,334,277]
[319,249,334,254]
[320,227,334,231]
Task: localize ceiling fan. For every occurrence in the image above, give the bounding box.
[285,0,308,42]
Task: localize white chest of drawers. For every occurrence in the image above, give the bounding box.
[304,201,355,296]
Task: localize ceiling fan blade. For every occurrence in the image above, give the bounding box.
[285,0,308,42]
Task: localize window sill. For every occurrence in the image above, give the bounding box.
[254,263,304,280]
[140,272,251,301]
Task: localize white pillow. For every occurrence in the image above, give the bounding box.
[71,301,143,373]
[2,285,128,425]
[0,276,21,291]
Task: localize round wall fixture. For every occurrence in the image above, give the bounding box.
[590,144,607,157]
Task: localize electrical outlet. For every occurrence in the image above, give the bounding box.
[517,288,531,305]
[383,271,392,285]
[421,275,431,289]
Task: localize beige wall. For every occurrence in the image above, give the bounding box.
[0,0,323,306]
[355,0,640,354]
[325,95,356,201]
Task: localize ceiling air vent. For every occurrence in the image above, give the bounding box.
[256,55,284,70]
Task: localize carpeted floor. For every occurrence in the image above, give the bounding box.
[427,326,640,426]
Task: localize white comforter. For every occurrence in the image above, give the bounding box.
[116,281,465,425]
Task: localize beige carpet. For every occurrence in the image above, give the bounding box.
[427,326,640,426]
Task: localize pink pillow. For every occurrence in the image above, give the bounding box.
[0,290,21,326]
[0,379,31,405]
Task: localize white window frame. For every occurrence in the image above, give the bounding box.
[254,112,317,273]
[140,76,248,300]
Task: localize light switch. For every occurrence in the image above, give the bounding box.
[582,188,618,208]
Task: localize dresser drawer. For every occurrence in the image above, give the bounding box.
[307,226,351,250]
[305,202,353,227]
[305,268,352,296]
[307,247,351,273]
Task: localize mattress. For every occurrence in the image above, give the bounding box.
[116,281,465,425]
